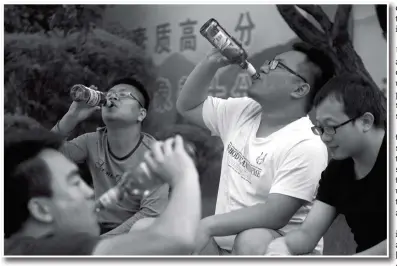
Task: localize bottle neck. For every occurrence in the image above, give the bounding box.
[244,61,259,79]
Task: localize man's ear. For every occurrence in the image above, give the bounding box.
[137,108,147,122]
[291,83,311,99]
[360,112,375,132]
[27,198,53,223]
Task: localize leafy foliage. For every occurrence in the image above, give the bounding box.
[4,29,156,135]
[4,5,107,36]
[4,4,224,196]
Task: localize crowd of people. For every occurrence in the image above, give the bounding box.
[4,40,387,256]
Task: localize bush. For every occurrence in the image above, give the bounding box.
[4,5,106,36]
[4,29,156,136]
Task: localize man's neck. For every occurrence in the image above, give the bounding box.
[10,223,53,239]
[107,124,142,158]
[256,105,305,138]
[352,128,385,179]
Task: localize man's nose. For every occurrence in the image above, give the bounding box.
[260,65,270,74]
[82,181,95,200]
[320,132,333,143]
[108,94,118,101]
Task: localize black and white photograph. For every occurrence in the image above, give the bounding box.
[2,3,390,260]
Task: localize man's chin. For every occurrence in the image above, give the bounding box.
[246,89,259,102]
[246,88,254,97]
[102,113,119,122]
[329,151,349,161]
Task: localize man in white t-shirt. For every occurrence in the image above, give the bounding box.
[176,42,334,255]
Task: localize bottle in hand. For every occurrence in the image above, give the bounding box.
[70,84,107,107]
[200,18,260,80]
[95,140,197,212]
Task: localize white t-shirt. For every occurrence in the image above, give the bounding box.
[203,96,328,253]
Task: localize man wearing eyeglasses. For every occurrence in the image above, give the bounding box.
[177,43,334,255]
[266,74,387,256]
[51,77,169,236]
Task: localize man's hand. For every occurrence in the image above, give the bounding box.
[203,48,231,69]
[192,219,212,255]
[144,135,198,187]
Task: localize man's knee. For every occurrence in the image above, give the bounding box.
[233,228,281,255]
[198,237,223,255]
[129,217,156,232]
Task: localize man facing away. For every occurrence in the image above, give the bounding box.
[51,77,169,235]
[266,73,387,256]
[5,129,201,255]
[176,42,334,255]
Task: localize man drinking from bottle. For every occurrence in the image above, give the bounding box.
[177,43,334,255]
[52,77,169,236]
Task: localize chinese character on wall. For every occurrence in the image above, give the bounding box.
[179,19,198,52]
[132,27,147,50]
[153,77,173,113]
[235,12,255,46]
[208,75,227,98]
[231,73,252,97]
[155,23,172,54]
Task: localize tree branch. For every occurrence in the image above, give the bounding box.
[296,5,333,33]
[277,4,379,89]
[331,5,352,45]
[277,5,328,48]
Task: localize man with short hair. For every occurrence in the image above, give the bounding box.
[5,130,201,255]
[52,77,169,235]
[266,73,387,256]
[177,43,333,255]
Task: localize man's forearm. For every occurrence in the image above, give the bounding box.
[101,212,147,236]
[176,60,219,113]
[205,203,288,237]
[51,112,80,137]
[151,172,201,245]
[354,240,387,256]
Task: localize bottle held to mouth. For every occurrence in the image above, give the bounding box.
[70,84,108,107]
[200,18,260,80]
[95,140,197,212]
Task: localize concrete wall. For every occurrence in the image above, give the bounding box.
[103,5,387,127]
[102,5,386,255]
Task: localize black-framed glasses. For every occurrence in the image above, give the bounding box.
[311,115,362,136]
[264,59,308,83]
[106,91,144,108]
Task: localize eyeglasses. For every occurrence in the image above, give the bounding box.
[311,115,362,136]
[263,60,308,83]
[106,91,144,108]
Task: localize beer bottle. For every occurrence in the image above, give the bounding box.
[95,140,197,212]
[70,84,107,107]
[200,18,260,80]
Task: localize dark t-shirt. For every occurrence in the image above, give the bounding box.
[316,135,387,253]
[4,233,100,255]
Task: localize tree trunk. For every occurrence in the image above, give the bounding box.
[277,4,379,89]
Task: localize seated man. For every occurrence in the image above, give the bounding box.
[4,129,201,255]
[51,77,169,235]
[177,42,333,255]
[266,74,387,256]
